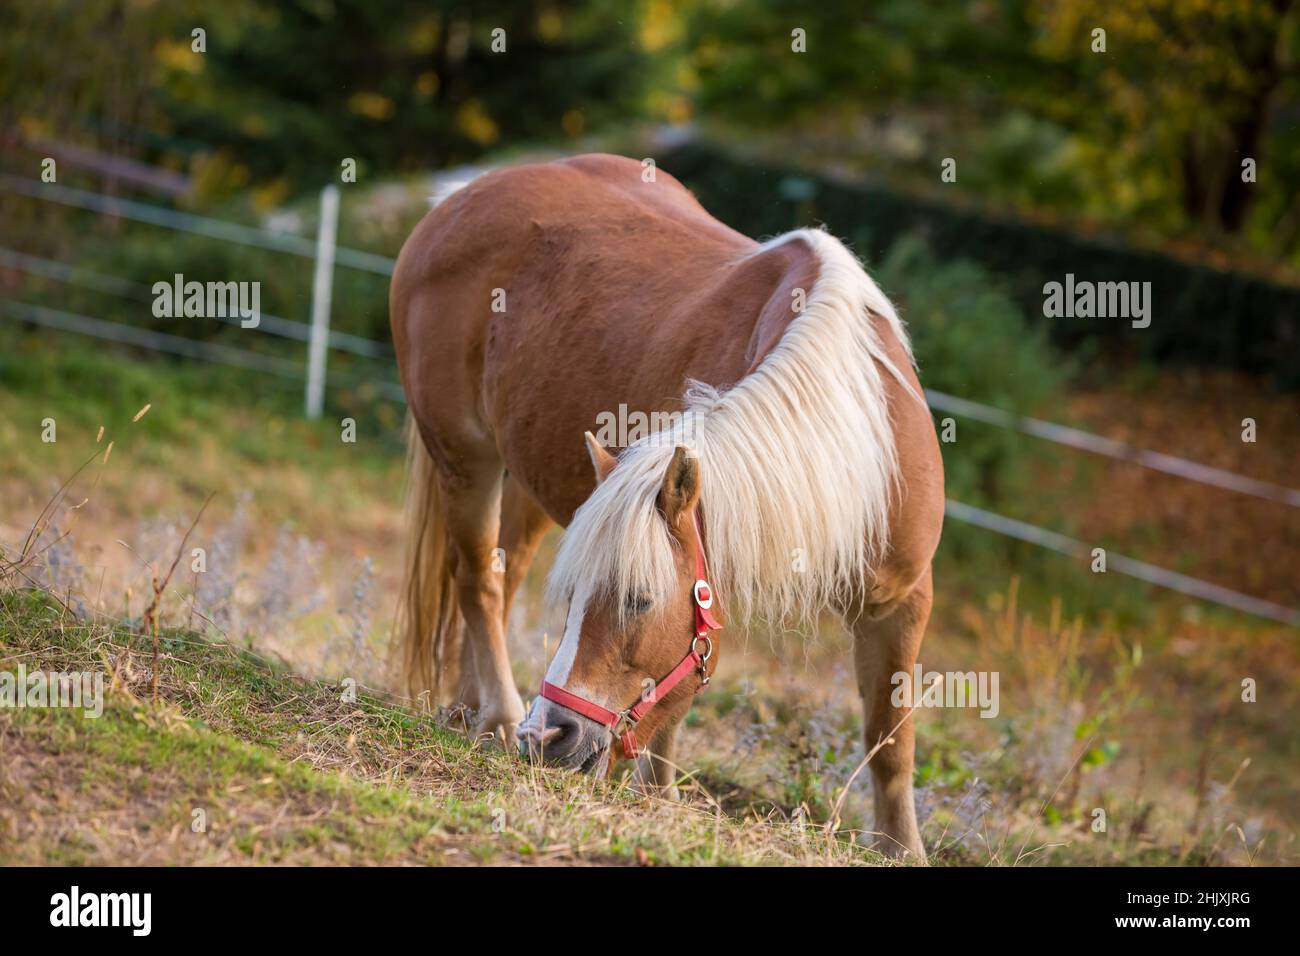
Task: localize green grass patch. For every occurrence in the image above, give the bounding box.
[0,590,890,866]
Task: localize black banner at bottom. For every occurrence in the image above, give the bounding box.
[0,865,1280,941]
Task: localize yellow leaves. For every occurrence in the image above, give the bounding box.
[693,35,721,69]
[415,71,440,99]
[537,8,564,42]
[664,96,693,125]
[189,152,252,203]
[561,109,585,137]
[639,0,679,53]
[252,178,291,213]
[347,91,396,122]
[17,115,52,140]
[646,90,692,124]
[456,99,499,146]
[674,61,698,93]
[155,39,203,75]
[239,113,269,138]
[406,17,440,55]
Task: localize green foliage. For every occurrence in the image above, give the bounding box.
[877,235,1071,508]
[664,142,1300,389]
[0,321,406,468]
[1,0,651,204]
[684,0,1300,256]
[165,0,652,193]
[6,0,1300,390]
[7,0,1300,269]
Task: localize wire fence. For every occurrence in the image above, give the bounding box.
[3,301,407,401]
[0,247,393,358]
[945,500,1299,626]
[5,301,305,380]
[927,389,1299,507]
[1,172,398,416]
[0,173,395,275]
[3,172,1296,628]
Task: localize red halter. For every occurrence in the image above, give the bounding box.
[539,512,723,760]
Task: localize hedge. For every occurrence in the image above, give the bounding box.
[661,143,1300,389]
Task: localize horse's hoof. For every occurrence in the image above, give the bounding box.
[472,715,519,751]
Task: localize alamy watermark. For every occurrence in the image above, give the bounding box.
[592,404,698,448]
[1043,274,1151,329]
[49,886,151,936]
[891,664,999,718]
[152,273,261,328]
[0,664,104,718]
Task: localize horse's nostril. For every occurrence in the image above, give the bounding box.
[518,718,569,760]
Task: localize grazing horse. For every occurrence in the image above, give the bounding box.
[390,154,944,859]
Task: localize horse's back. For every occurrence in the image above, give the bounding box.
[398,154,742,269]
[389,155,753,488]
[391,153,743,351]
[550,154,739,236]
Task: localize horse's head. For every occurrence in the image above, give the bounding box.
[517,433,719,775]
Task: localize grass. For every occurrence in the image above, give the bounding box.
[0,323,406,684]
[0,331,1295,866]
[0,590,887,866]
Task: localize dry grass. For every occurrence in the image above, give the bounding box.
[0,590,892,866]
[0,344,1295,866]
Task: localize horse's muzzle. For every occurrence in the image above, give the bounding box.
[516,697,610,771]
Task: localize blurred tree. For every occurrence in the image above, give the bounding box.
[4,0,1300,264]
[157,0,651,196]
[683,0,1300,258]
[1035,0,1299,236]
[0,0,201,254]
[1,0,651,205]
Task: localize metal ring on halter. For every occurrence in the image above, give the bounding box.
[612,710,637,737]
[692,635,713,663]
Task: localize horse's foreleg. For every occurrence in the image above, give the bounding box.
[846,565,932,862]
[445,464,526,749]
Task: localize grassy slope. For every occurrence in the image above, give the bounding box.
[1,329,1295,866]
[0,591,878,866]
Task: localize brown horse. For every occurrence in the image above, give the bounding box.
[390,154,944,859]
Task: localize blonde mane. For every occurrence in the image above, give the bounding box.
[545,228,916,628]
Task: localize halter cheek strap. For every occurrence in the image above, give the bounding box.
[539,512,722,760]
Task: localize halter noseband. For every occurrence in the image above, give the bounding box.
[539,512,722,760]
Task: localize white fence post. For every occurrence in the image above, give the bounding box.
[305,184,339,419]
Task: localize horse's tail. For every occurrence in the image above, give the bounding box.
[396,412,460,707]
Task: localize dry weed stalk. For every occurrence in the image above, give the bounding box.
[140,492,215,700]
[822,704,917,852]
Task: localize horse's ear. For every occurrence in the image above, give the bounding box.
[584,431,617,484]
[658,445,701,526]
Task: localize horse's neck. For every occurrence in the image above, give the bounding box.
[635,237,821,410]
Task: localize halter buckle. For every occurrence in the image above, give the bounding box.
[612,710,638,738]
[693,578,714,609]
[692,635,713,686]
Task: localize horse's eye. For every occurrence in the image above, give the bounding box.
[624,593,652,615]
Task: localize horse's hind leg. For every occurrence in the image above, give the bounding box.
[443,460,526,748]
[845,565,932,862]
